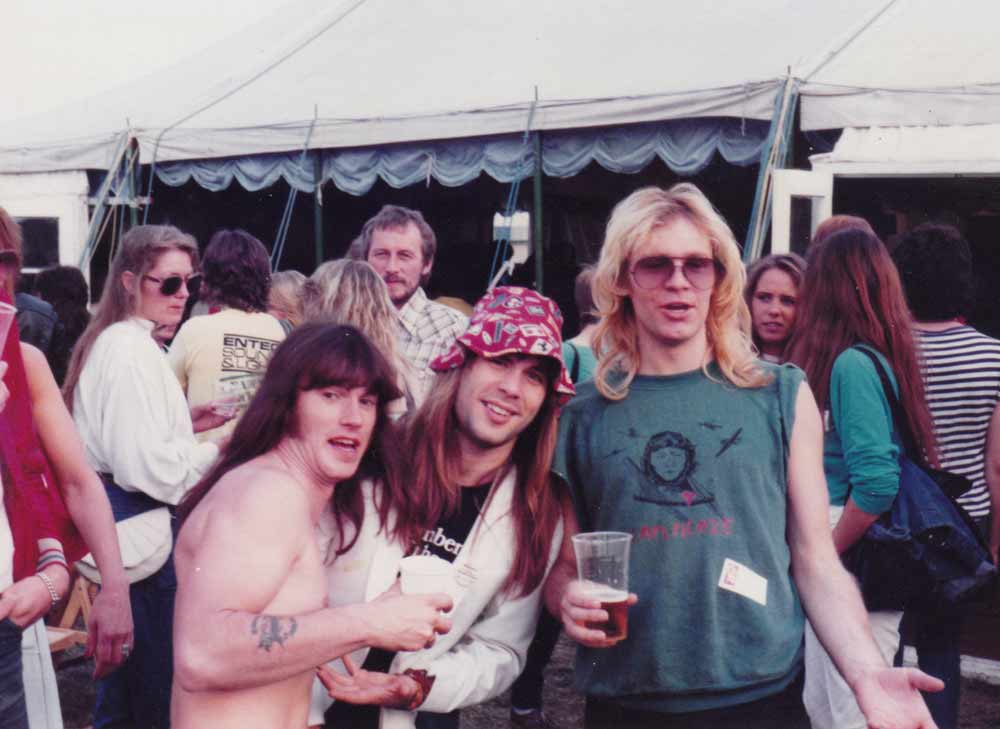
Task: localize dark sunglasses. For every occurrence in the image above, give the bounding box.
[630,256,720,291]
[142,273,202,297]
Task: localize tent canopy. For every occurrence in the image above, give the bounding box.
[799,0,1000,130]
[0,0,884,176]
[811,124,1000,176]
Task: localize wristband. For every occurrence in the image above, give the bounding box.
[36,572,61,609]
[402,668,436,711]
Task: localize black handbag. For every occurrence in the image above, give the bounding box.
[839,346,997,612]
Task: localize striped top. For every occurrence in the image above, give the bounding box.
[917,325,1000,519]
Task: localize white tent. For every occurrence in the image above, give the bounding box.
[0,0,886,175]
[799,0,1000,131]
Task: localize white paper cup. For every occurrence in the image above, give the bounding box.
[0,302,16,353]
[399,555,455,596]
[211,379,242,417]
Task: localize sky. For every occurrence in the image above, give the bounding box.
[2,0,288,122]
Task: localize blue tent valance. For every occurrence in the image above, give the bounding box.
[155,117,768,195]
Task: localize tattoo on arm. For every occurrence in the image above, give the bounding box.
[250,615,298,652]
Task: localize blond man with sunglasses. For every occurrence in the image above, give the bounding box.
[543,185,942,729]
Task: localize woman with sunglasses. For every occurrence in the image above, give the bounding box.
[786,226,938,729]
[64,224,231,729]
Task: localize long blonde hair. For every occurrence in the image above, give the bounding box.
[591,184,767,400]
[301,260,405,379]
[63,225,198,407]
[269,270,306,326]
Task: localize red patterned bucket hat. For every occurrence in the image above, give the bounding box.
[430,286,576,404]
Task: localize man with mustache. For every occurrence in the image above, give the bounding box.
[355,205,467,402]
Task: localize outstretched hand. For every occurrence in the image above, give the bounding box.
[853,665,943,729]
[559,579,637,649]
[190,402,235,433]
[317,655,420,709]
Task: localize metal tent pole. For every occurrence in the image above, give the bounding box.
[533,131,544,293]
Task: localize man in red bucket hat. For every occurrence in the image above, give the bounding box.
[315,286,575,729]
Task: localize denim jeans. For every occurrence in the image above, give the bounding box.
[0,618,28,729]
[94,480,177,729]
[510,609,562,711]
[891,514,990,729]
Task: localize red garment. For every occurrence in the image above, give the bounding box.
[0,291,85,579]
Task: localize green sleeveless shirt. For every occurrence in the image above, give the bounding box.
[555,362,806,713]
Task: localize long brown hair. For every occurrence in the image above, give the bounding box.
[787,228,938,464]
[63,225,199,407]
[395,357,564,598]
[176,324,405,556]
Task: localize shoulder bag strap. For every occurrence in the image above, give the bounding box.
[566,342,580,383]
[851,345,920,462]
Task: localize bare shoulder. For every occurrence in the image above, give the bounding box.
[179,459,311,554]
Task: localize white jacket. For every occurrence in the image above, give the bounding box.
[308,470,564,729]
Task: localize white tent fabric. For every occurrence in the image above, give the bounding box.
[0,0,884,174]
[810,124,1000,176]
[800,0,1000,130]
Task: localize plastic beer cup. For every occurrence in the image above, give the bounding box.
[571,531,632,639]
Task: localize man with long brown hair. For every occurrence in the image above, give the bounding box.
[314,286,575,729]
[171,324,452,729]
[544,185,943,729]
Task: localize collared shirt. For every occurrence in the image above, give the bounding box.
[72,317,218,506]
[397,287,468,401]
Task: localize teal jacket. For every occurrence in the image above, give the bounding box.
[823,347,902,515]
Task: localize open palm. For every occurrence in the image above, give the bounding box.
[853,666,943,729]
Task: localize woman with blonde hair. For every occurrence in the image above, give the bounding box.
[64,224,230,729]
[744,253,807,363]
[302,259,418,413]
[268,269,306,330]
[590,182,768,401]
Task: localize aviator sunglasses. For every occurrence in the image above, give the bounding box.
[630,256,720,291]
[142,273,202,297]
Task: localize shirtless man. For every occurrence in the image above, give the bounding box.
[171,323,452,729]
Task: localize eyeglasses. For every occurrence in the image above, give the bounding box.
[142,273,202,297]
[630,256,719,291]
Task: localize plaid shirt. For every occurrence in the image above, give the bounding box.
[398,287,468,399]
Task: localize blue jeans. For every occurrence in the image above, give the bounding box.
[94,480,177,729]
[892,514,990,729]
[0,618,28,729]
[510,608,562,711]
[895,608,962,729]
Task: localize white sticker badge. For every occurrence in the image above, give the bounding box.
[718,558,768,606]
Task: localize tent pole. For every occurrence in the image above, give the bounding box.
[314,153,324,268]
[127,138,139,229]
[532,131,543,293]
[743,76,799,265]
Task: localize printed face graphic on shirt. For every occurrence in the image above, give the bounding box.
[633,430,715,507]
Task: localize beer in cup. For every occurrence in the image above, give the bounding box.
[571,531,632,640]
